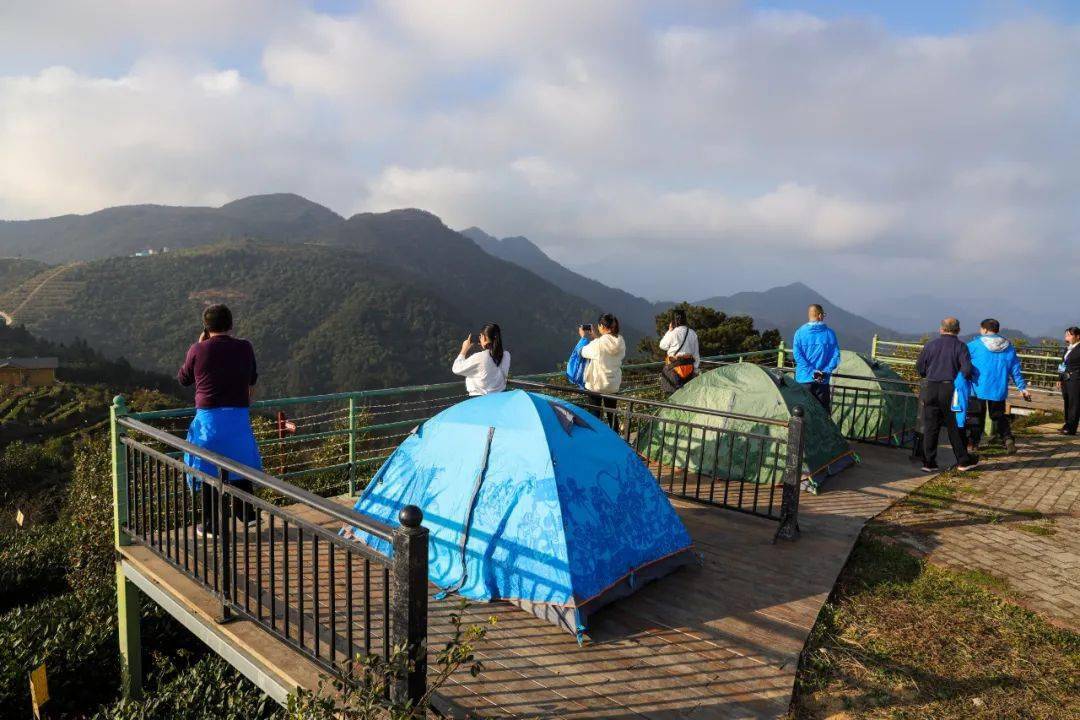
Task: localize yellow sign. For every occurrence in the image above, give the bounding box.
[29,664,49,718]
[15,509,25,527]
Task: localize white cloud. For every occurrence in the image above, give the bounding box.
[0,2,1076,308]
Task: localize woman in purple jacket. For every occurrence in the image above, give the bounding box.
[177,304,261,537]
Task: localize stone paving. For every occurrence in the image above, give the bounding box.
[878,427,1080,630]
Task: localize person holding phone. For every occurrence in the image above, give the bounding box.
[565,324,593,390]
[581,314,625,429]
[452,322,510,396]
[176,304,261,538]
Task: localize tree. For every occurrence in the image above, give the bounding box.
[638,302,781,359]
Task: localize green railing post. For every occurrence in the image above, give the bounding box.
[116,563,143,700]
[348,396,357,496]
[111,395,142,699]
[776,341,786,368]
[111,395,130,547]
[871,333,879,359]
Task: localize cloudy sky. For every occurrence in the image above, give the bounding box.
[1,1,1077,322]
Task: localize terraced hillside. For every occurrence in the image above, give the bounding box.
[0,262,85,326]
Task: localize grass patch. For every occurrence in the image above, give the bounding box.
[1017,523,1056,537]
[791,537,1080,719]
[1013,409,1065,434]
[952,567,1010,593]
[902,474,981,513]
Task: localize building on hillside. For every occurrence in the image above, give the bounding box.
[0,357,59,387]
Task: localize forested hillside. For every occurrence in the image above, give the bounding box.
[17,233,597,397]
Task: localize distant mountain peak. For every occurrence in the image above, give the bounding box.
[218,193,342,224]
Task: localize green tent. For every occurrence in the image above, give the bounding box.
[641,363,855,494]
[830,351,918,446]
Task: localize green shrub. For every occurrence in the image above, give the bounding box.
[65,434,116,594]
[0,523,72,611]
[0,584,119,717]
[92,655,279,720]
[0,440,68,531]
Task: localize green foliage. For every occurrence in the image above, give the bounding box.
[639,302,781,359]
[93,655,280,720]
[0,439,68,531]
[0,523,72,611]
[0,583,119,717]
[65,433,117,594]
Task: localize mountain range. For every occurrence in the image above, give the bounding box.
[459,227,895,352]
[0,193,936,394]
[1,207,604,396]
[0,193,343,263]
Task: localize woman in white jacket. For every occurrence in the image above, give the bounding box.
[451,322,510,396]
[580,313,625,429]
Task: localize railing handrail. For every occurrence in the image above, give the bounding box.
[507,378,790,427]
[130,348,785,422]
[117,415,395,542]
[874,337,1065,362]
[128,380,467,421]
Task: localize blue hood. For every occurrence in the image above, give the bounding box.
[967,335,1026,401]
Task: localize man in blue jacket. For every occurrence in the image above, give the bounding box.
[792,304,841,410]
[967,318,1031,454]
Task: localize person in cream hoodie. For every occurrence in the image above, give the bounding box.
[580,313,626,429]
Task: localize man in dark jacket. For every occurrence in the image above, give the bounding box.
[915,317,977,472]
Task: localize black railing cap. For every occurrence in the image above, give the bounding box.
[792,405,805,417]
[399,505,424,528]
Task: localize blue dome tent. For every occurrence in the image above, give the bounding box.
[343,390,694,638]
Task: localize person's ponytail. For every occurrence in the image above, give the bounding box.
[481,322,504,366]
[598,313,620,337]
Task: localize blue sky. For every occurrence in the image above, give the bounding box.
[754,0,1080,34]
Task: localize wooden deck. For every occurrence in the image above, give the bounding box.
[118,444,928,719]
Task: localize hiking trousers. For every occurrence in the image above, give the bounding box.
[967,398,1012,444]
[921,380,974,467]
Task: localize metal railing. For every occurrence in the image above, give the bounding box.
[872,336,1065,389]
[507,379,804,541]
[127,382,471,497]
[111,397,430,706]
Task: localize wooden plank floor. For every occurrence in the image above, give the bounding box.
[119,443,929,719]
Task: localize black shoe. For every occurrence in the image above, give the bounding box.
[956,459,979,472]
[920,464,939,473]
[1059,429,1077,436]
[195,525,217,539]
